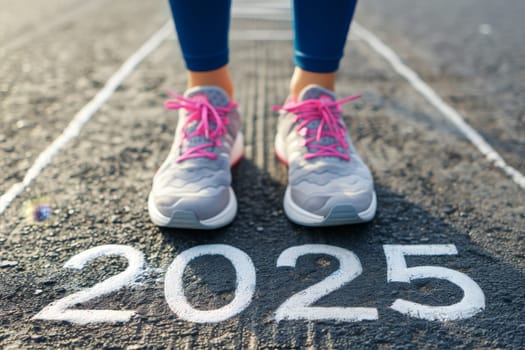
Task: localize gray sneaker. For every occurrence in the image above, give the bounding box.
[148,86,243,229]
[274,85,376,226]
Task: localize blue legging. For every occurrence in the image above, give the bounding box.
[169,0,358,73]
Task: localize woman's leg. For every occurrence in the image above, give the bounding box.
[168,0,234,97]
[290,0,358,97]
[275,0,376,227]
[148,1,241,230]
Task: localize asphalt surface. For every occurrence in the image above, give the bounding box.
[358,0,525,174]
[1,0,524,349]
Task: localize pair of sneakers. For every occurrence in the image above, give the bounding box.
[148,85,376,229]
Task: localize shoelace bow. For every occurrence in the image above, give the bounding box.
[164,90,236,162]
[273,94,361,160]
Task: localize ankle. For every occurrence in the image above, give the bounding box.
[289,67,336,99]
[188,65,234,99]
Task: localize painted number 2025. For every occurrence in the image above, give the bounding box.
[33,244,485,324]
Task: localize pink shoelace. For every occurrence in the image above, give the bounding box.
[164,91,236,162]
[273,94,361,160]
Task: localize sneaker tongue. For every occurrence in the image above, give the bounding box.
[297,86,345,160]
[181,86,231,156]
[298,85,336,102]
[185,86,230,107]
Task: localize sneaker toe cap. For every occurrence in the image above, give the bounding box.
[153,186,231,221]
[291,187,374,217]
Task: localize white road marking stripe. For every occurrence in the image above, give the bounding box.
[167,30,294,42]
[0,21,173,215]
[170,29,354,42]
[351,22,525,190]
[231,29,293,41]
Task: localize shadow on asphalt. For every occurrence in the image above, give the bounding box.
[153,157,524,348]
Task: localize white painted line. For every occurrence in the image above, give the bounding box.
[232,4,291,18]
[168,30,294,42]
[0,21,172,216]
[352,22,525,190]
[231,12,290,21]
[231,29,292,41]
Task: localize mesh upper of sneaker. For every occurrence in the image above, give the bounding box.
[151,86,240,220]
[276,85,374,216]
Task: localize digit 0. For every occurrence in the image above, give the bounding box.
[164,244,256,323]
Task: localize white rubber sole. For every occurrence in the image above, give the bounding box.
[148,187,237,229]
[283,186,377,227]
[276,121,377,226]
[148,133,243,230]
